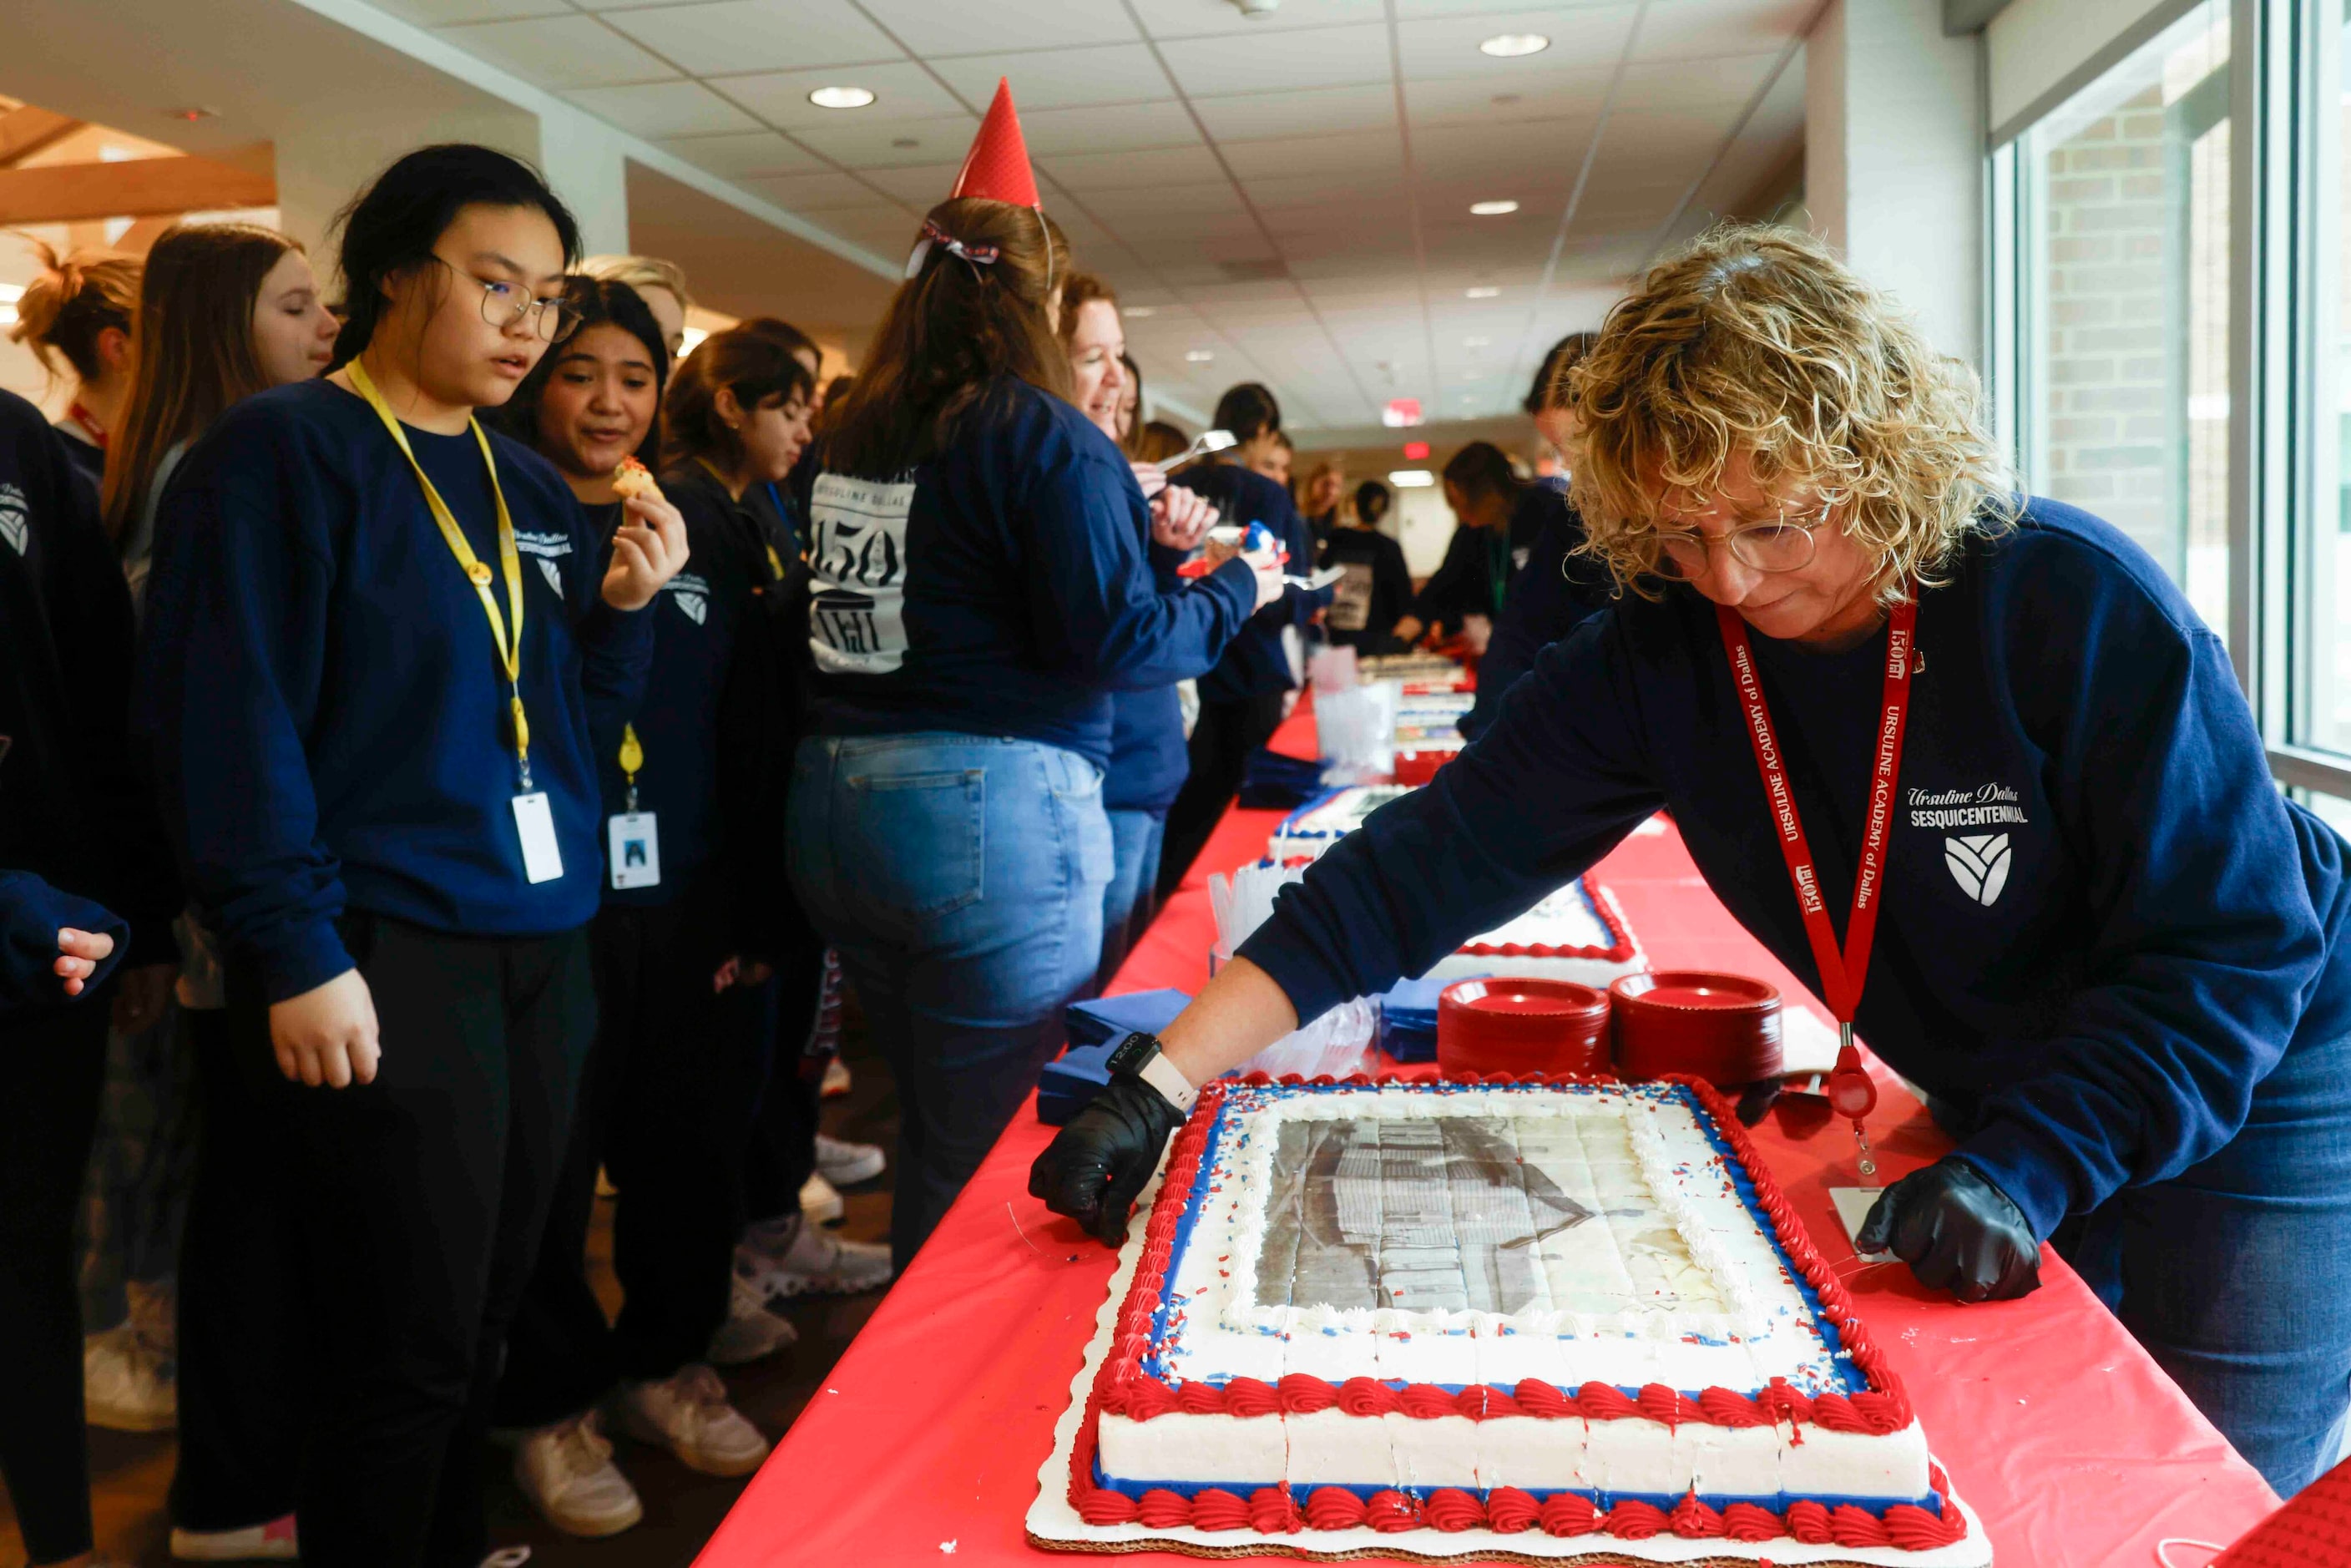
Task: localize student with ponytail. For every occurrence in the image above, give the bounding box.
[136,144,686,1565]
[8,242,141,488]
[790,86,1282,1269]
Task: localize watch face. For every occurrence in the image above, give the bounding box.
[1106,1031,1158,1075]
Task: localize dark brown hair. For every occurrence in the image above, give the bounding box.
[739,315,818,368]
[817,196,1070,478]
[663,325,814,471]
[1442,439,1526,510]
[102,224,302,542]
[9,239,139,382]
[1133,419,1186,463]
[1211,382,1279,444]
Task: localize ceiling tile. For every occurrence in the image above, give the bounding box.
[1043,144,1229,192]
[1411,121,1594,183]
[1020,100,1202,157]
[746,169,895,211]
[857,0,1143,55]
[655,130,826,178]
[598,1,903,74]
[1075,184,1242,225]
[928,44,1176,110]
[1221,131,1404,182]
[565,78,760,136]
[1155,23,1395,96]
[715,60,968,128]
[1632,0,1812,62]
[1613,51,1781,107]
[854,161,965,203]
[1403,65,1615,124]
[1393,7,1641,81]
[791,113,981,169]
[1191,83,1399,142]
[1127,0,1391,40]
[437,14,677,89]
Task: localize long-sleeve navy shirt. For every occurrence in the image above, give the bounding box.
[138,378,655,1004]
[0,870,125,1016]
[1461,484,1614,740]
[798,378,1256,773]
[0,388,179,970]
[1239,498,2351,1240]
[1172,462,1334,704]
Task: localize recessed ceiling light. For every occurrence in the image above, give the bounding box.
[1469,200,1519,216]
[1463,336,1491,348]
[1185,349,1214,362]
[1480,33,1550,58]
[1389,469,1436,488]
[808,86,876,109]
[1124,306,1156,318]
[1465,286,1500,299]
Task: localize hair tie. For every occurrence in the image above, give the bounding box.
[905,218,1000,280]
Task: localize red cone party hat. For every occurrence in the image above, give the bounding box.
[949,78,1039,209]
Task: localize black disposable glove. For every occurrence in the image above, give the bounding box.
[1856,1156,2042,1303]
[1029,1073,1188,1246]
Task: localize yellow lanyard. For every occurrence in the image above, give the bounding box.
[619,722,644,812]
[345,358,534,787]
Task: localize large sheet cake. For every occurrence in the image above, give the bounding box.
[1030,1075,1988,1563]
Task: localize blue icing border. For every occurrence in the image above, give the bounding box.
[1143,1079,1866,1400]
[1089,1454,1942,1514]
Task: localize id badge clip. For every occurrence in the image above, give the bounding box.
[608,812,662,889]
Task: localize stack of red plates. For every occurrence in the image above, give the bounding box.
[1436,978,1610,1077]
[1392,749,1457,786]
[1609,970,1783,1088]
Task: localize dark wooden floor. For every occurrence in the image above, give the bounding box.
[3,1028,902,1567]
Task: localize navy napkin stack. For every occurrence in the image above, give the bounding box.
[1040,988,1193,1124]
[1236,748,1327,809]
[1376,973,1459,1062]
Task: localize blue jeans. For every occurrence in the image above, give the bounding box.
[2061,1020,2351,1497]
[789,734,1113,1270]
[1095,809,1166,996]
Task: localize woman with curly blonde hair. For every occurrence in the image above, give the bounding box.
[1032,224,2351,1499]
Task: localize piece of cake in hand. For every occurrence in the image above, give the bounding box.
[611,455,663,502]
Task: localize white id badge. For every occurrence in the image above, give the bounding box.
[511,792,565,884]
[606,812,662,890]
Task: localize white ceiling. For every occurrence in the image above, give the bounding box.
[377,0,1817,434]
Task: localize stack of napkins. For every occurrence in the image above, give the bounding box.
[1236,747,1326,808]
[1040,989,1191,1124]
[1375,973,1453,1062]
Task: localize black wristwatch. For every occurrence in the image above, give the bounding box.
[1105,1030,1199,1112]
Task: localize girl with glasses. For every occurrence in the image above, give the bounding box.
[1033,224,2351,1503]
[136,144,686,1565]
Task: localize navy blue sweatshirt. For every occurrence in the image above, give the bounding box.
[0,870,125,1015]
[1239,498,2351,1241]
[138,378,655,1003]
[603,465,792,956]
[0,388,179,970]
[1461,484,1614,740]
[1407,490,1552,636]
[1173,462,1334,704]
[798,378,1256,773]
[1318,524,1414,654]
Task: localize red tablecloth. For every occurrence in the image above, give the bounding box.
[702,707,2277,1567]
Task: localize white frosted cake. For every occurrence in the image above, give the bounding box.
[1271,785,1417,856]
[1031,1075,1984,1563]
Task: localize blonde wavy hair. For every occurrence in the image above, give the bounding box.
[1565,225,2013,603]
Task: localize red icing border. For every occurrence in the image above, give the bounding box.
[1069,1070,1963,1550]
[1458,878,1643,965]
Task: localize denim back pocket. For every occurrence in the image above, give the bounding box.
[842,766,986,923]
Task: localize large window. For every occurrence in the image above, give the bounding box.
[2010,3,2236,647]
[2291,4,2351,765]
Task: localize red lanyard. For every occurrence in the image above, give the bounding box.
[1715,599,1917,1024]
[65,402,108,450]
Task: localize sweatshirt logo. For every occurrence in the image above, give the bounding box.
[536,556,563,596]
[0,483,27,554]
[665,572,709,626]
[1944,833,2012,907]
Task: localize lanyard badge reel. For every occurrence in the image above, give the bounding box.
[346,358,563,885]
[607,723,662,890]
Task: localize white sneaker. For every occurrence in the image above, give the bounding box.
[707,1267,799,1366]
[739,1213,893,1300]
[85,1320,177,1432]
[800,1170,844,1225]
[169,1515,298,1562]
[614,1363,772,1478]
[820,1056,852,1099]
[513,1410,641,1538]
[814,1131,885,1186]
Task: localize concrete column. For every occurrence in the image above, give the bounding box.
[1805,0,1987,366]
[533,104,630,258]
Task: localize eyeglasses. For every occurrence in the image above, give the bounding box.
[433,255,578,344]
[1649,498,1832,579]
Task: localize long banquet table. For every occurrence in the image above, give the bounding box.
[700,705,2278,1567]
